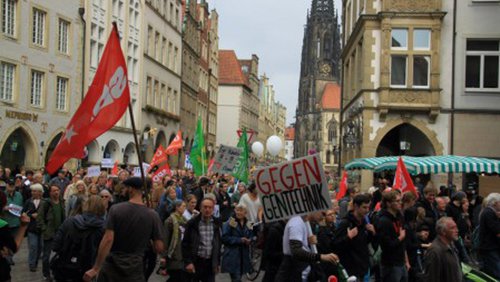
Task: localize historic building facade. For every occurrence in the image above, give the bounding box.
[207,8,219,159]
[257,74,287,161]
[285,126,295,161]
[319,83,341,172]
[216,50,259,147]
[0,0,81,170]
[180,0,200,158]
[294,0,342,167]
[141,0,182,167]
[340,0,448,188]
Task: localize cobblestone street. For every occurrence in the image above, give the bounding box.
[10,240,263,282]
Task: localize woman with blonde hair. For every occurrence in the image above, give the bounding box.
[66,180,88,217]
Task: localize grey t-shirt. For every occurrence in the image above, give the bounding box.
[106,202,164,255]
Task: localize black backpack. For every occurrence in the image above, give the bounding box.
[50,221,97,281]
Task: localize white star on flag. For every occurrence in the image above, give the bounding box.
[63,125,77,144]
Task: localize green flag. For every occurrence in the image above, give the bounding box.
[232,128,249,183]
[190,118,207,176]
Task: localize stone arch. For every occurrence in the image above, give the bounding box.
[83,140,100,166]
[0,122,39,169]
[367,118,444,157]
[156,130,167,149]
[123,142,138,165]
[103,139,121,162]
[44,130,64,165]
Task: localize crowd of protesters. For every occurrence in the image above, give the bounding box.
[1,165,500,282]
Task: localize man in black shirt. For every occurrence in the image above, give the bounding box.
[83,177,164,282]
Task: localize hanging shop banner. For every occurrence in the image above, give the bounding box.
[254,154,331,222]
[211,145,242,174]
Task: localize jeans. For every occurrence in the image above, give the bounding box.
[42,239,53,278]
[229,271,242,282]
[380,265,408,282]
[194,257,215,282]
[27,232,42,269]
[479,249,500,280]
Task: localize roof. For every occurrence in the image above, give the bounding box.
[345,155,500,175]
[285,127,295,140]
[321,83,341,110]
[218,50,248,86]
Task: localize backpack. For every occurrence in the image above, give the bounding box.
[50,220,96,280]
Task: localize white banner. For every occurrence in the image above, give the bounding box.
[86,166,101,177]
[101,158,113,168]
[254,154,331,222]
[211,145,242,174]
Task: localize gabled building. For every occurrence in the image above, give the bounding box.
[216,50,259,147]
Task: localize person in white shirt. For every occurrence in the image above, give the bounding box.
[275,214,339,282]
[238,183,262,224]
[23,183,44,272]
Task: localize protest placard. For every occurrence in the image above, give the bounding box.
[254,154,331,222]
[101,158,113,168]
[87,166,101,177]
[133,163,151,177]
[211,145,242,174]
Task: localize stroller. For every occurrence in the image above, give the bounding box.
[462,263,498,282]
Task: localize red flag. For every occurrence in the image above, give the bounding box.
[149,145,168,172]
[46,25,130,174]
[393,156,417,196]
[207,158,215,172]
[111,161,119,176]
[336,171,348,200]
[165,130,183,155]
[151,163,171,183]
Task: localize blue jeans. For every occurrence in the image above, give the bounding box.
[27,232,42,269]
[480,249,500,280]
[230,272,242,282]
[380,265,408,282]
[42,239,53,278]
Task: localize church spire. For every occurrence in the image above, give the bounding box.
[310,0,334,19]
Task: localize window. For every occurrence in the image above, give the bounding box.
[161,37,166,65]
[32,8,46,46]
[161,83,166,110]
[155,31,160,60]
[153,80,159,108]
[391,29,408,50]
[58,19,69,54]
[147,25,153,56]
[414,29,430,50]
[390,28,432,88]
[30,70,44,107]
[0,62,15,101]
[173,47,178,72]
[2,0,16,36]
[466,39,500,90]
[146,76,152,105]
[413,56,430,87]
[391,55,407,87]
[56,77,68,111]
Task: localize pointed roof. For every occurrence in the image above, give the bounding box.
[321,82,341,110]
[285,127,295,140]
[219,50,248,86]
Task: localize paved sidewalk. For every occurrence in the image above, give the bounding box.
[10,240,263,282]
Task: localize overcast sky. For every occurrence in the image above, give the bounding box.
[208,0,343,126]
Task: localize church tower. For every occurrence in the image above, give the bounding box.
[294,0,341,158]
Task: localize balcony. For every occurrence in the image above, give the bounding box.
[377,88,440,123]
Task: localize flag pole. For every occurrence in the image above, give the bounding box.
[112,21,149,206]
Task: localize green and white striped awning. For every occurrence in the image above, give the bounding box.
[345,155,500,175]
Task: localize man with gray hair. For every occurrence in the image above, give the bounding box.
[423,217,462,282]
[477,192,500,279]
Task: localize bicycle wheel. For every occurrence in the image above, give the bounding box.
[245,243,262,281]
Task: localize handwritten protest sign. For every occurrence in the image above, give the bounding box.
[87,166,101,177]
[254,154,331,222]
[211,145,242,174]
